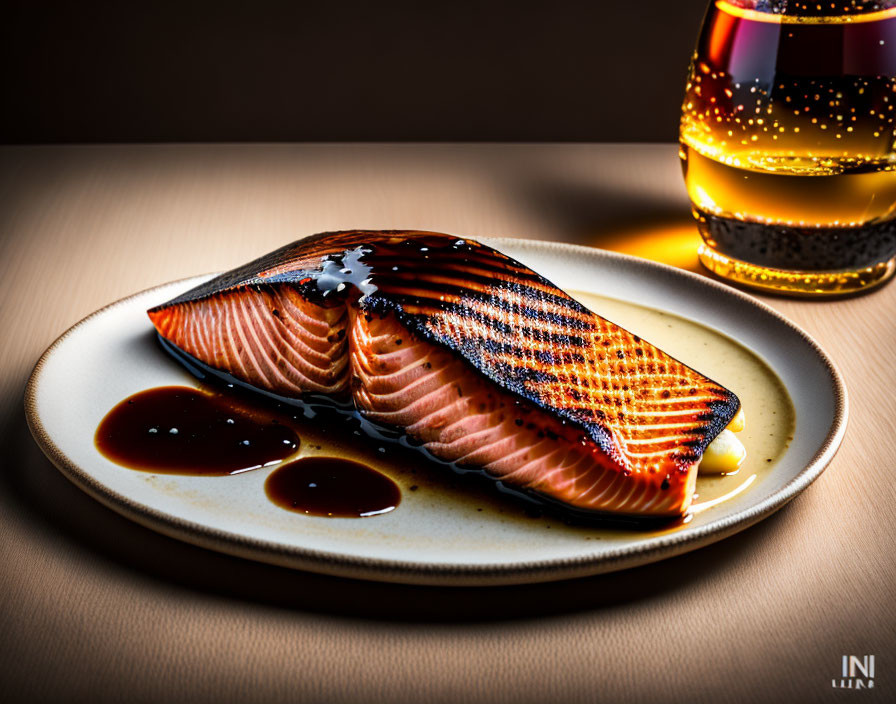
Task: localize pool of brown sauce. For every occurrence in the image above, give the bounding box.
[95,386,299,475]
[95,385,405,519]
[265,457,400,518]
[96,294,795,530]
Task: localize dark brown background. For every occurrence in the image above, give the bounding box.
[1,0,708,143]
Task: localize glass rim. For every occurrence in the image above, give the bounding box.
[716,0,896,24]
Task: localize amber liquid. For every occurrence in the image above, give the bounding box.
[680,1,896,294]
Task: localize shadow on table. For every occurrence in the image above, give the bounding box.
[3,400,794,625]
[505,170,709,276]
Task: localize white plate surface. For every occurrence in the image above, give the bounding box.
[25,239,847,585]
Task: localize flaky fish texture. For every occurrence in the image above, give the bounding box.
[148,231,739,517]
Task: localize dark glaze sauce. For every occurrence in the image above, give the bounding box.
[95,386,299,475]
[265,457,400,517]
[95,385,403,519]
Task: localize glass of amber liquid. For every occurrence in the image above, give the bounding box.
[680,0,896,296]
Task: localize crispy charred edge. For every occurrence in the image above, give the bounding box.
[148,229,573,314]
[674,390,741,467]
[148,230,512,311]
[149,238,321,311]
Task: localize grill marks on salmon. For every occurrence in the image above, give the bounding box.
[148,230,739,517]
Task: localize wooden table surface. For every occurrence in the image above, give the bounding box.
[1,144,893,703]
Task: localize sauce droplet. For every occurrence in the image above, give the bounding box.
[265,457,400,517]
[95,386,299,475]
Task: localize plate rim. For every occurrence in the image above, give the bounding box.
[24,238,849,586]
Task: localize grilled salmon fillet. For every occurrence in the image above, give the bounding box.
[148,231,740,517]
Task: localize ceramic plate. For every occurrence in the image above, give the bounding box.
[25,238,847,585]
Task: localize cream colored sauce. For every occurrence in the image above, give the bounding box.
[570,291,796,515]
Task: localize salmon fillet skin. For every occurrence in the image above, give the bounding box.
[148,230,740,518]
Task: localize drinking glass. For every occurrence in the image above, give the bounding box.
[680,0,896,296]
